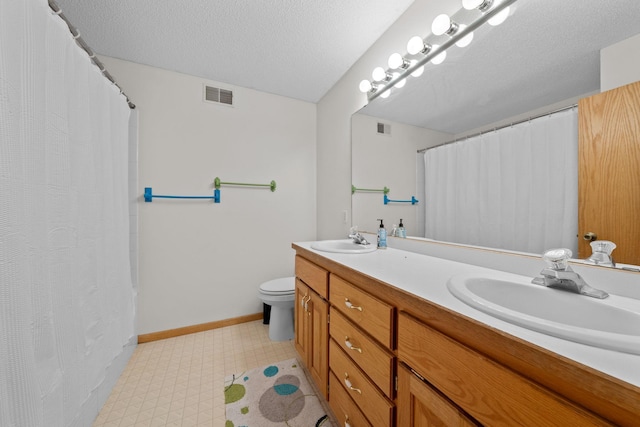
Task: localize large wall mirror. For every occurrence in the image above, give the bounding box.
[351,0,640,269]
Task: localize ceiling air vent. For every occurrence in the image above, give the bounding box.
[204,85,233,106]
[377,122,391,135]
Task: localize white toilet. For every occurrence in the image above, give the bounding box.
[258,277,295,341]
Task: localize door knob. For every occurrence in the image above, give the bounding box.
[583,232,597,241]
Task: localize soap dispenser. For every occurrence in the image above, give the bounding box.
[398,219,406,238]
[377,219,387,249]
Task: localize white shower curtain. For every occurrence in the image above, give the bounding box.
[423,108,578,255]
[0,1,134,426]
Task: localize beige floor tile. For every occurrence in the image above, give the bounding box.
[92,320,298,426]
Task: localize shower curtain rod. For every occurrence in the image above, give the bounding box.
[48,0,135,109]
[417,104,577,153]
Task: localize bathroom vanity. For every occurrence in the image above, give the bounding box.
[292,242,640,426]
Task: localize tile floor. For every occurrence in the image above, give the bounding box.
[92,320,297,427]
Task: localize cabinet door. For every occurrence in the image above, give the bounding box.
[398,364,478,427]
[294,279,310,363]
[307,290,328,399]
[398,313,611,426]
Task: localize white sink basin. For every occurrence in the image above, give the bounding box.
[447,274,640,355]
[310,239,377,254]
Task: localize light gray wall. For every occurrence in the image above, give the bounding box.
[601,33,640,91]
[351,113,449,234]
[101,57,318,335]
[315,0,456,239]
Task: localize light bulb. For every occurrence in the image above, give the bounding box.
[388,53,407,70]
[372,67,387,82]
[431,46,447,65]
[432,14,455,36]
[488,6,510,26]
[388,53,402,69]
[407,36,426,55]
[462,0,492,10]
[394,76,406,88]
[411,65,424,78]
[359,80,372,93]
[455,25,474,47]
[380,87,390,98]
[462,0,482,9]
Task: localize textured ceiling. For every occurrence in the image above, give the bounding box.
[53,0,415,103]
[51,0,640,133]
[361,0,640,134]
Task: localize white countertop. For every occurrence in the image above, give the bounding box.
[295,241,640,388]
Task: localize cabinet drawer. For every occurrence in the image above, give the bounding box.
[295,256,328,299]
[330,339,394,427]
[398,312,612,427]
[330,309,395,398]
[330,274,394,349]
[329,372,372,427]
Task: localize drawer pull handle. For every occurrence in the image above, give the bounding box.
[344,298,363,312]
[344,336,362,353]
[344,373,362,394]
[344,415,351,427]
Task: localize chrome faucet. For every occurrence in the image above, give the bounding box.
[348,227,370,246]
[532,248,609,299]
[586,240,616,267]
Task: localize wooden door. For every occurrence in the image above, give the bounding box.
[578,81,640,265]
[397,364,478,427]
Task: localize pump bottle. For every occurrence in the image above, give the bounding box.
[398,219,406,238]
[377,219,387,249]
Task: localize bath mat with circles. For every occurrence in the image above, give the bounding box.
[224,358,331,426]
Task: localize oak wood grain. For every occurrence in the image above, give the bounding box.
[292,243,640,426]
[578,80,640,264]
[330,274,394,349]
[399,312,612,426]
[330,339,394,427]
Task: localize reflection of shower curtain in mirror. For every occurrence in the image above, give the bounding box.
[422,109,578,255]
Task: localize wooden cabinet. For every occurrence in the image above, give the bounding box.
[292,245,640,427]
[398,312,613,426]
[330,339,394,426]
[294,256,329,399]
[329,371,372,427]
[294,279,308,361]
[328,274,396,426]
[329,274,394,349]
[397,364,478,427]
[330,309,395,397]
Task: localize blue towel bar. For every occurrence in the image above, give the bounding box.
[384,195,419,205]
[144,187,220,203]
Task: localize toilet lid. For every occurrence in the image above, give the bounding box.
[260,277,295,294]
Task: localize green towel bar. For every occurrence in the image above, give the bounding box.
[351,185,390,195]
[214,177,276,192]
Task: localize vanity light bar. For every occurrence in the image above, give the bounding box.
[361,0,517,101]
